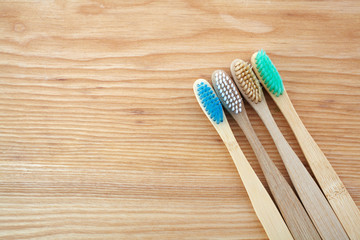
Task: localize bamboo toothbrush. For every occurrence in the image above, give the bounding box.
[193,79,293,240]
[251,49,360,239]
[230,59,348,240]
[211,70,320,240]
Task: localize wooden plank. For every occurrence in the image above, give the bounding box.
[0,1,359,239]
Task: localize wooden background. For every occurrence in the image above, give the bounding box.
[1,0,359,239]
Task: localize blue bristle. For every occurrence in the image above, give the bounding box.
[197,83,223,124]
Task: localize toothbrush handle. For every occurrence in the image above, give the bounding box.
[218,123,293,240]
[257,103,348,239]
[233,113,321,240]
[276,91,360,239]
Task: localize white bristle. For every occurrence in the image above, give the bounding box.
[214,71,242,114]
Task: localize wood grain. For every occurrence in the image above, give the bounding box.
[0,0,360,239]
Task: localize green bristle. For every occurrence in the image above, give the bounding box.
[255,50,284,97]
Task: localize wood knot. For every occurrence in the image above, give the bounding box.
[131,109,145,115]
[14,23,25,33]
[325,184,346,201]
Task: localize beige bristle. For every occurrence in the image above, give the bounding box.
[233,60,262,103]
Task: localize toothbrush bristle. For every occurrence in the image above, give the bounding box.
[213,70,242,114]
[196,81,223,124]
[254,50,284,96]
[233,60,262,103]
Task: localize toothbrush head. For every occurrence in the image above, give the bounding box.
[231,59,262,103]
[251,50,284,97]
[193,79,224,124]
[211,70,242,114]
